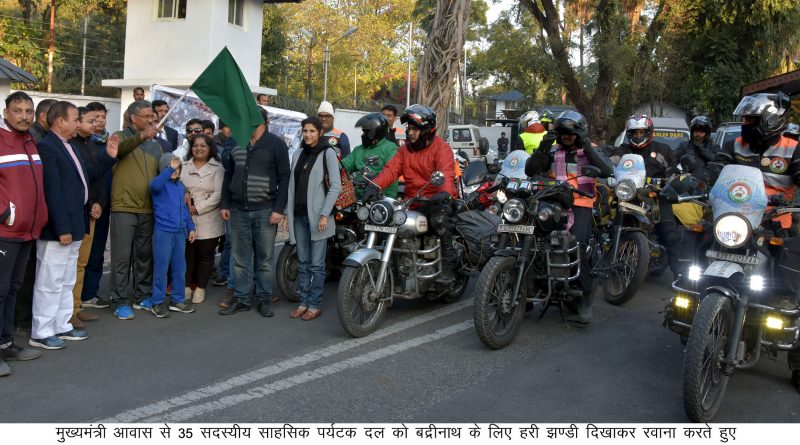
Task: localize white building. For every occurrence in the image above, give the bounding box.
[103,0,278,122]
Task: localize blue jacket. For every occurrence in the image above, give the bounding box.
[150,167,195,234]
[37,131,113,241]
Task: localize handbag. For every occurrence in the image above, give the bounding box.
[322,148,357,210]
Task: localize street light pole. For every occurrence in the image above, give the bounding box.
[322,26,358,103]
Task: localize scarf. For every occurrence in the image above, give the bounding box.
[554,147,594,229]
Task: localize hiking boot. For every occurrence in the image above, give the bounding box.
[219,300,250,316]
[1,343,41,361]
[256,301,274,318]
[219,288,234,308]
[169,302,195,314]
[151,303,171,318]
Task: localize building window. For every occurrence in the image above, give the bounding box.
[228,0,244,27]
[157,0,187,19]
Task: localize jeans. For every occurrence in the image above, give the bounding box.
[0,240,33,345]
[110,212,154,307]
[293,214,327,309]
[230,208,277,306]
[82,204,110,301]
[224,221,235,291]
[151,229,187,305]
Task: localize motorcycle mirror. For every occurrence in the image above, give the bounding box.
[581,165,602,178]
[462,161,488,186]
[430,171,445,186]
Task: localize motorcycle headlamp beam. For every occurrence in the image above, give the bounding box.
[713,213,752,249]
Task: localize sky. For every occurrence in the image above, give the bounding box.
[486,0,516,23]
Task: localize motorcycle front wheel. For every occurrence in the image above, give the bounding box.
[473,256,524,349]
[336,260,391,338]
[276,243,300,302]
[603,231,649,305]
[682,292,734,422]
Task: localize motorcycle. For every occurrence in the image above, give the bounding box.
[597,154,663,305]
[472,166,602,349]
[337,171,488,338]
[665,164,800,422]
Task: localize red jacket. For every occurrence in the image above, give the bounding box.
[0,122,47,241]
[374,136,456,200]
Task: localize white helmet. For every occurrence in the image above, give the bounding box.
[518,110,540,132]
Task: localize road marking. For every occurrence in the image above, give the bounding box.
[101,299,473,423]
[145,321,473,422]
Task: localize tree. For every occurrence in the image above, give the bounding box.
[417,0,472,136]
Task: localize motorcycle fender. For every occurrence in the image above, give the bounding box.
[623,212,651,227]
[703,261,743,279]
[343,248,382,267]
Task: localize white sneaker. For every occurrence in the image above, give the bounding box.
[192,288,206,304]
[185,288,193,302]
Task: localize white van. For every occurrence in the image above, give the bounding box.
[446,125,490,161]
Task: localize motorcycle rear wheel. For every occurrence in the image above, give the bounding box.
[682,292,733,422]
[276,243,300,302]
[603,231,649,305]
[336,261,390,338]
[473,256,524,349]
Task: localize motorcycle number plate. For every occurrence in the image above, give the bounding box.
[705,250,760,265]
[619,201,646,214]
[497,224,534,234]
[364,224,398,234]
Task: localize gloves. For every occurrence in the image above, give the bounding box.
[362,184,382,203]
[769,194,789,206]
[431,191,452,204]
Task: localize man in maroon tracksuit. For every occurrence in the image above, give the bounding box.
[0,92,48,376]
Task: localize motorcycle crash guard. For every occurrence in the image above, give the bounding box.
[343,248,382,268]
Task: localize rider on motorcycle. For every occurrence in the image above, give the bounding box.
[675,115,719,172]
[699,92,800,393]
[517,110,547,154]
[524,111,614,323]
[610,113,682,279]
[341,112,399,198]
[364,104,459,284]
[540,109,555,132]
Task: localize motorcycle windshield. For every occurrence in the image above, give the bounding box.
[614,154,647,188]
[499,150,530,180]
[709,165,767,228]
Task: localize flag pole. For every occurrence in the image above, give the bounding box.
[156,87,192,129]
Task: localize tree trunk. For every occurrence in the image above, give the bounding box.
[417,0,472,137]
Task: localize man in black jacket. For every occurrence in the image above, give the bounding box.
[674,116,718,172]
[609,114,681,279]
[219,116,290,317]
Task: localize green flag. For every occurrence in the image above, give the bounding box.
[191,47,263,146]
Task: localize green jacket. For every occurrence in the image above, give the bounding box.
[341,137,399,198]
[110,127,163,213]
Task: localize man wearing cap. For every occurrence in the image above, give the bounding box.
[317,101,351,157]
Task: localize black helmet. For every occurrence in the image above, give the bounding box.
[355,112,389,147]
[401,104,437,150]
[690,115,712,145]
[401,104,436,131]
[553,110,588,137]
[539,109,555,125]
[733,92,790,145]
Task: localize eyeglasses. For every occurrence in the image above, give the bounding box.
[187,128,204,134]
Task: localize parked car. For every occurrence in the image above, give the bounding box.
[712,122,741,153]
[613,117,690,151]
[447,125,490,162]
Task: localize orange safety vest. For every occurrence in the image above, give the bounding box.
[732,136,798,228]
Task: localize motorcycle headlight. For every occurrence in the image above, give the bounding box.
[392,210,407,225]
[502,198,525,223]
[713,213,751,249]
[614,179,636,202]
[537,205,554,222]
[369,202,393,225]
[356,206,369,221]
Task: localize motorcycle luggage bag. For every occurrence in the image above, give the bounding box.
[455,210,501,266]
[777,238,800,295]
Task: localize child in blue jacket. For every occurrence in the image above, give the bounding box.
[144,153,196,317]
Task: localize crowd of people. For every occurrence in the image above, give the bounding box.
[0,85,421,376]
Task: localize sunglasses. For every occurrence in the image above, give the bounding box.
[187,128,203,134]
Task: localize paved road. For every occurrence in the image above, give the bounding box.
[2,248,798,423]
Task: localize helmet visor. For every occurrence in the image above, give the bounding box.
[732,95,775,118]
